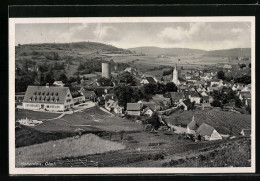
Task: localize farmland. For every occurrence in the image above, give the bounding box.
[164,109,251,135]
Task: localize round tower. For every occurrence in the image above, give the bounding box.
[102,62,111,79]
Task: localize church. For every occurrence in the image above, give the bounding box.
[172,64,180,86]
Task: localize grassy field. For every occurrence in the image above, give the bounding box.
[164,109,251,135]
[163,138,251,167]
[15,125,76,148]
[34,107,143,132]
[15,109,61,121]
[16,133,125,167]
[43,131,242,167]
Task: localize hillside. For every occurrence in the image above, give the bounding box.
[203,48,251,57]
[16,41,124,53]
[128,46,205,56]
[165,109,251,135]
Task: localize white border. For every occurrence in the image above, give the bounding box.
[9,17,255,175]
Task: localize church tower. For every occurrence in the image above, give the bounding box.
[172,64,180,86]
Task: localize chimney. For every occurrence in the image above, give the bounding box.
[46,83,49,88]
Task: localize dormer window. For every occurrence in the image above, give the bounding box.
[42,91,45,95]
[38,92,41,95]
[47,92,49,95]
[51,92,54,96]
[56,92,58,96]
[34,91,37,95]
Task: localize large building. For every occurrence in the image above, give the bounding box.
[22,85,74,111]
[172,64,180,86]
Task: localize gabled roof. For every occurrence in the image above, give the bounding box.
[82,90,97,98]
[240,92,251,99]
[145,77,156,84]
[182,99,192,107]
[187,116,199,130]
[241,129,251,136]
[104,94,113,102]
[189,91,200,97]
[127,103,142,111]
[69,88,83,98]
[196,123,215,136]
[53,81,64,85]
[23,86,70,104]
[168,92,184,101]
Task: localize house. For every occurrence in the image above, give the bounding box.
[105,99,116,111]
[53,81,65,87]
[210,79,223,87]
[114,104,124,116]
[81,90,97,101]
[240,129,251,137]
[166,92,185,105]
[69,88,85,104]
[152,94,171,107]
[196,123,222,141]
[202,103,212,110]
[223,64,232,69]
[97,96,105,105]
[239,92,251,101]
[200,91,208,97]
[140,77,157,84]
[138,101,161,111]
[187,115,199,135]
[142,106,155,117]
[23,85,74,111]
[178,99,192,110]
[188,92,201,104]
[126,103,142,116]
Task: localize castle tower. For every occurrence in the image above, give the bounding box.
[172,64,180,86]
[102,63,111,79]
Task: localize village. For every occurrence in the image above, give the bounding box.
[15,60,252,143]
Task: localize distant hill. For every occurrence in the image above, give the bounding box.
[16,41,126,55]
[128,46,205,56]
[203,48,251,57]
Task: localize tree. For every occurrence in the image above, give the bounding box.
[235,97,242,108]
[165,82,178,92]
[217,70,225,80]
[143,83,157,95]
[118,72,136,85]
[239,63,246,69]
[114,86,134,108]
[211,100,222,107]
[59,73,68,84]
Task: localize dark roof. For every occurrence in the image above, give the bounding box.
[23,86,70,104]
[69,88,83,98]
[146,77,156,84]
[182,99,192,106]
[169,92,184,101]
[127,103,142,111]
[196,123,215,136]
[104,94,113,102]
[189,91,200,97]
[187,118,199,130]
[82,90,97,98]
[241,129,251,136]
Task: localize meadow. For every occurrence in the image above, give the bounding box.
[15,133,125,167]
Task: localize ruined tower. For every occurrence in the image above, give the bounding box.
[172,64,180,86]
[102,62,111,79]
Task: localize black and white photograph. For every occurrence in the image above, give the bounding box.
[9,17,255,174]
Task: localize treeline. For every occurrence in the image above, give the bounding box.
[210,87,242,108]
[114,82,178,108]
[76,58,129,75]
[217,70,251,84]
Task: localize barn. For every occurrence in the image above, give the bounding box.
[196,123,222,141]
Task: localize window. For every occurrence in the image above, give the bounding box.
[47,105,49,108]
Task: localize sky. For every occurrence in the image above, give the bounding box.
[15,22,251,51]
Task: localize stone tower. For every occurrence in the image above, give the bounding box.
[102,63,111,79]
[172,64,180,86]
